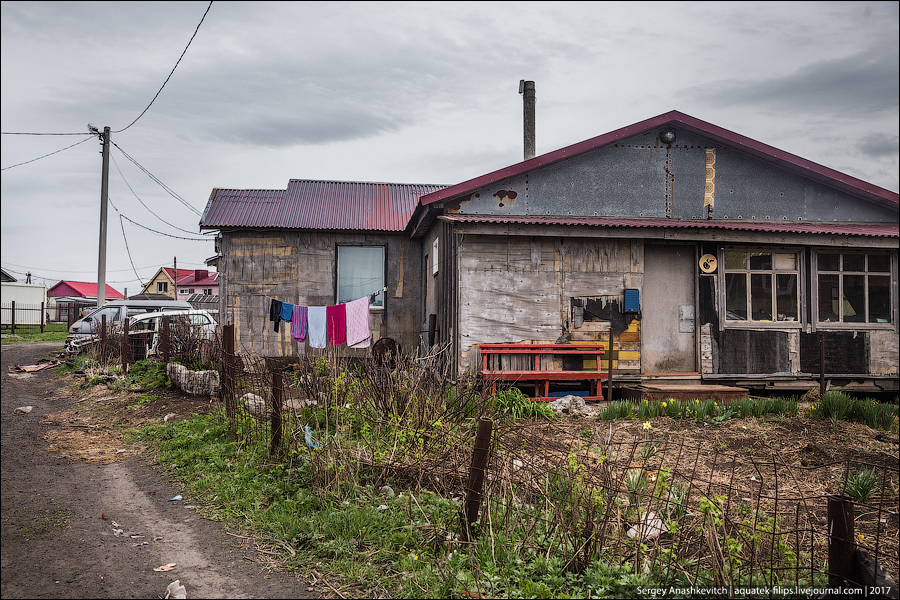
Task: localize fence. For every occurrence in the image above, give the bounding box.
[0,301,47,333]
[214,324,899,596]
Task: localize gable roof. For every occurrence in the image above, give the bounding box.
[419,110,899,210]
[200,179,448,232]
[48,281,124,299]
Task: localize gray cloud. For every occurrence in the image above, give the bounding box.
[857,132,900,159]
[688,46,899,117]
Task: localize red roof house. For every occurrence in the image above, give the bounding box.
[48,281,124,300]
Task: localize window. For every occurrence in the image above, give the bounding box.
[157,282,168,293]
[203,288,212,295]
[723,250,799,323]
[337,246,385,307]
[816,252,892,324]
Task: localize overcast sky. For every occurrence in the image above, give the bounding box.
[2,1,898,294]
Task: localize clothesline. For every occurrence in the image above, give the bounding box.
[266,289,383,349]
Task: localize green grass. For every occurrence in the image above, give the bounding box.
[1,322,68,343]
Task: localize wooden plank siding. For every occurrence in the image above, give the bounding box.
[221,230,422,358]
[456,233,643,376]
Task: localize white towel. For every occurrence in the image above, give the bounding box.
[345,297,371,348]
[307,306,327,348]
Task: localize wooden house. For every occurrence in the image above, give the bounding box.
[199,180,447,357]
[411,111,898,394]
[202,111,898,394]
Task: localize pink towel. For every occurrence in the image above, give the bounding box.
[345,297,371,348]
[326,304,346,345]
[291,305,307,341]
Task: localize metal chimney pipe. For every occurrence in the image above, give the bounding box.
[520,80,535,160]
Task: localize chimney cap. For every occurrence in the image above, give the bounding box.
[519,80,525,94]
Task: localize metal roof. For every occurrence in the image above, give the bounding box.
[200,180,447,232]
[420,110,900,210]
[438,214,900,238]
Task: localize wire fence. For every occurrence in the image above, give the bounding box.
[214,326,899,594]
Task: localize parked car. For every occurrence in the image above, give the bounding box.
[64,302,206,355]
[127,309,218,357]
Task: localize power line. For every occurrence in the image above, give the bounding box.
[0,136,93,171]
[1,260,208,275]
[120,214,209,241]
[111,152,204,234]
[111,140,202,215]
[112,1,214,134]
[119,215,145,286]
[1,131,91,136]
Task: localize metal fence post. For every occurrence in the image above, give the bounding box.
[122,317,130,374]
[100,314,107,360]
[828,494,855,589]
[222,324,235,420]
[462,418,493,540]
[40,302,45,333]
[162,316,170,365]
[10,301,15,334]
[271,368,283,456]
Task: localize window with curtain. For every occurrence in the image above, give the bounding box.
[337,246,385,307]
[816,252,891,324]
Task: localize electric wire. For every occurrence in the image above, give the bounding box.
[110,140,202,216]
[112,1,213,134]
[119,214,209,241]
[0,136,93,171]
[105,196,145,286]
[111,152,203,235]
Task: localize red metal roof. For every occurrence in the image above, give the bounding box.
[420,110,900,210]
[438,214,900,238]
[48,281,125,299]
[200,180,447,232]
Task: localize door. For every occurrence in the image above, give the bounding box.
[641,243,697,373]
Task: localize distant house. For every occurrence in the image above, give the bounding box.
[48,281,124,301]
[1,268,16,283]
[140,268,218,299]
[201,111,898,394]
[47,280,124,323]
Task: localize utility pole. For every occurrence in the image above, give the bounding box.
[97,126,111,307]
[173,257,178,299]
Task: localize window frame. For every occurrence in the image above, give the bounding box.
[157,281,168,293]
[718,246,804,329]
[336,244,386,309]
[812,249,896,330]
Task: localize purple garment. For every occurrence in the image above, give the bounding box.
[292,305,308,341]
[326,304,346,345]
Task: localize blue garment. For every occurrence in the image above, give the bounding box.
[280,302,294,322]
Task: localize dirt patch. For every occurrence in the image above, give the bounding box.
[40,374,217,464]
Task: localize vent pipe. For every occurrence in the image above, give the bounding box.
[519,80,535,160]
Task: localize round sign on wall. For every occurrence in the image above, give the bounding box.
[699,254,718,273]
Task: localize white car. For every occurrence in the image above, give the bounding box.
[65,309,217,356]
[128,310,218,357]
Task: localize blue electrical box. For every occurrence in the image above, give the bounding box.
[624,289,640,313]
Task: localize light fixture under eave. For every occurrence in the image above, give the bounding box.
[659,129,676,145]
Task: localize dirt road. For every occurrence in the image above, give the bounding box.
[1,342,317,599]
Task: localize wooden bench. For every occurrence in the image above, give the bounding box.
[480,342,608,402]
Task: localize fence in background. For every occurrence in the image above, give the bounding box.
[0,301,46,333]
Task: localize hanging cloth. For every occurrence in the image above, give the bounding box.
[326,304,347,345]
[345,297,371,348]
[269,298,283,332]
[292,305,308,341]
[280,301,294,322]
[307,307,327,348]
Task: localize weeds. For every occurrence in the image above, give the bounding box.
[846,467,879,503]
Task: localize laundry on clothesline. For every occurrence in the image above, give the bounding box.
[264,287,385,347]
